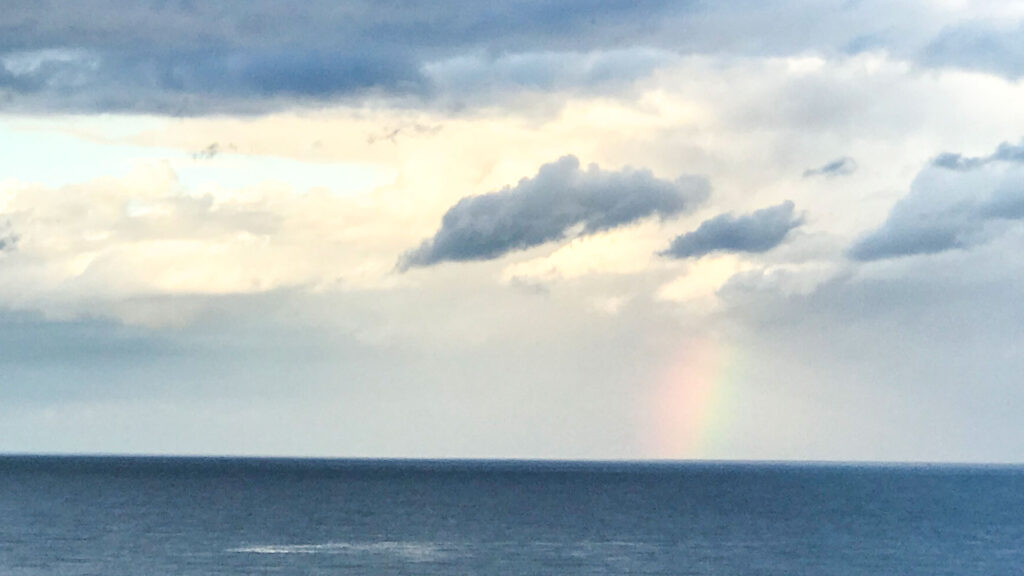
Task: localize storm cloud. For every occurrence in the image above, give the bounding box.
[660,201,803,259]
[850,140,1024,261]
[399,156,709,269]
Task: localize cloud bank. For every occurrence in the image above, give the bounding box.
[399,155,709,269]
[661,201,803,259]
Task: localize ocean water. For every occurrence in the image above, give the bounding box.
[1,457,1022,575]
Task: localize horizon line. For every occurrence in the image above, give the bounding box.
[2,452,1023,468]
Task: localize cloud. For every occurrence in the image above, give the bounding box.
[0,1,684,114]
[922,22,1024,80]
[0,0,994,114]
[713,232,1024,461]
[660,201,803,259]
[191,143,223,160]
[0,219,17,253]
[849,140,1024,261]
[0,161,418,319]
[399,155,709,269]
[931,141,1024,171]
[0,233,17,252]
[423,48,672,105]
[803,157,857,178]
[0,46,427,114]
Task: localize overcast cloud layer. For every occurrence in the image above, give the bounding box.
[1,0,1021,113]
[3,1,1024,461]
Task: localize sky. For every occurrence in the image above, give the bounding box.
[3,0,1024,462]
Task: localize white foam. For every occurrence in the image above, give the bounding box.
[228,541,451,561]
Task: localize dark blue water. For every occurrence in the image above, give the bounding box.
[1,457,1023,575]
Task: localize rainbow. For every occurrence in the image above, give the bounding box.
[642,338,736,459]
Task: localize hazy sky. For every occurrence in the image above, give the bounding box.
[3,0,1024,461]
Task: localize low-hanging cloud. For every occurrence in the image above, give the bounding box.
[803,157,857,178]
[398,155,709,269]
[660,201,803,259]
[849,140,1024,261]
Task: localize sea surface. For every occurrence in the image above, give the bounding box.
[1,457,1022,575]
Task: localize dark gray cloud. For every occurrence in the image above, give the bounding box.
[850,140,1024,261]
[803,157,857,178]
[399,155,709,269]
[0,0,678,54]
[922,22,1024,80]
[3,0,1007,114]
[660,201,802,259]
[0,46,427,114]
[424,48,672,105]
[0,0,685,113]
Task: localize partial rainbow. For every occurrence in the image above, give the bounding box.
[642,338,737,459]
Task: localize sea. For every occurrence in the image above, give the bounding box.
[1,457,1022,575]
